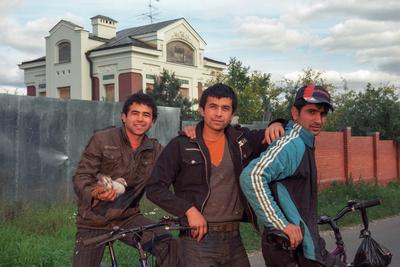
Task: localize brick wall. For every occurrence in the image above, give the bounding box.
[316,128,399,188]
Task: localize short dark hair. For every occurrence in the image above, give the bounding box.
[199,83,237,113]
[293,98,330,113]
[122,93,158,121]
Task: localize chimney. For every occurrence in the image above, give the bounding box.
[91,15,117,39]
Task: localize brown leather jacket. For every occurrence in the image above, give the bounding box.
[73,126,162,229]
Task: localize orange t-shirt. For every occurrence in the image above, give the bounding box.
[204,135,226,167]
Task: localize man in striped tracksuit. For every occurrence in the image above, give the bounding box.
[240,84,337,267]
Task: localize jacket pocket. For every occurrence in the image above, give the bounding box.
[134,152,155,180]
[101,146,121,173]
[182,151,205,185]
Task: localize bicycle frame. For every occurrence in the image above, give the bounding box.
[83,216,191,267]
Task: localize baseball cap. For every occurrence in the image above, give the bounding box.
[294,84,334,111]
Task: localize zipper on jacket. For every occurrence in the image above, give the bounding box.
[236,132,257,230]
[236,132,245,170]
[198,142,211,213]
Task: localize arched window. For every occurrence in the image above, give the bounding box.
[58,42,71,63]
[167,41,194,66]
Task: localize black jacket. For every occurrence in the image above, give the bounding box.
[145,121,268,227]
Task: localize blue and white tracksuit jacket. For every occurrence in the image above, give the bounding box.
[240,120,324,264]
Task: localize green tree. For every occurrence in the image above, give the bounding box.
[147,69,199,120]
[271,67,336,121]
[217,58,278,123]
[325,84,400,141]
[226,57,251,91]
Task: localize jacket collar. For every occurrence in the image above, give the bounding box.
[191,121,242,143]
[120,126,153,151]
[287,120,315,148]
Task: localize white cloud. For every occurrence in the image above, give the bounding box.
[0,17,52,54]
[283,69,400,90]
[0,13,85,54]
[315,19,400,51]
[0,0,23,16]
[290,0,400,22]
[0,52,25,87]
[233,16,310,51]
[314,19,400,74]
[0,10,85,88]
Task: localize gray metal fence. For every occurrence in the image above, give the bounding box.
[0,94,180,203]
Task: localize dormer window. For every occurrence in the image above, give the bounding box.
[167,41,194,66]
[58,41,71,64]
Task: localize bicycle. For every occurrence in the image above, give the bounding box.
[82,216,191,267]
[318,199,391,267]
[266,199,391,267]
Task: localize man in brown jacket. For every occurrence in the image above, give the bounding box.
[72,93,177,267]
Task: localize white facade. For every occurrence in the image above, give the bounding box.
[19,16,226,101]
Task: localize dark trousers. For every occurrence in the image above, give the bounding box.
[179,230,250,267]
[262,231,322,267]
[73,214,179,267]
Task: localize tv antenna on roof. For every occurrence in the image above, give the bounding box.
[137,0,160,24]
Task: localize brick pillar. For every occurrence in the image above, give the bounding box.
[397,142,400,183]
[92,77,99,101]
[372,132,379,184]
[197,82,203,100]
[119,72,143,102]
[27,85,36,96]
[343,127,352,183]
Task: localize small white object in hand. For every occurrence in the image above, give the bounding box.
[99,175,127,196]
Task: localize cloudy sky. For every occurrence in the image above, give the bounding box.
[1,0,399,93]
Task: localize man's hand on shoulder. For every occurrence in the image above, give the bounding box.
[282,223,303,249]
[185,206,207,241]
[263,122,285,144]
[181,126,196,139]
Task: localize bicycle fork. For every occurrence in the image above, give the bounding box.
[136,242,148,267]
[107,242,118,267]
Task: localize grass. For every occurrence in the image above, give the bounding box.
[1,182,399,266]
[318,181,400,228]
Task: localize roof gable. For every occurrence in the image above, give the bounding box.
[49,20,83,34]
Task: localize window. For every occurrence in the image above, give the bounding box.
[104,84,115,102]
[39,91,46,97]
[179,88,189,98]
[167,41,194,66]
[58,42,71,63]
[146,83,154,93]
[58,86,70,99]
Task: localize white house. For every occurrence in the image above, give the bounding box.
[19,15,226,102]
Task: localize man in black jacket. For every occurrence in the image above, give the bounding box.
[146,83,283,267]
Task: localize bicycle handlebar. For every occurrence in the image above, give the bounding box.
[82,216,192,247]
[355,199,380,209]
[318,199,381,225]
